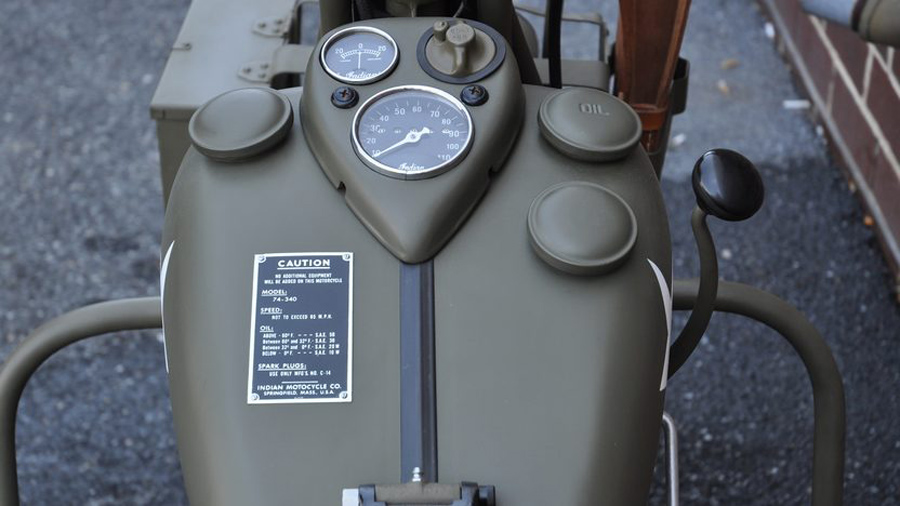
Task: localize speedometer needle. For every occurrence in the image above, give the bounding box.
[373,127,433,159]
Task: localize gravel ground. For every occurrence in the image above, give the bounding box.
[1,0,898,505]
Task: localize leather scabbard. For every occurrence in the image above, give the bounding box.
[615,0,692,152]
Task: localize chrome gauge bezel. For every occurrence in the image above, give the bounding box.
[320,26,400,84]
[351,85,475,180]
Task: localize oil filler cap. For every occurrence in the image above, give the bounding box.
[189,88,293,162]
[528,182,637,276]
[538,88,642,162]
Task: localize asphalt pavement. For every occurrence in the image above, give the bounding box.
[1,0,898,504]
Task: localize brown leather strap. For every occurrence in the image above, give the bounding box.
[629,103,669,131]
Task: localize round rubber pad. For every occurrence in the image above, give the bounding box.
[528,182,637,276]
[538,87,642,162]
[189,88,293,162]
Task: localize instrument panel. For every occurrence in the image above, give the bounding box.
[318,19,502,180]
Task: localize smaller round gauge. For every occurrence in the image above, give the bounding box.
[321,26,399,84]
[352,86,474,180]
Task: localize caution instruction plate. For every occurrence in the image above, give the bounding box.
[247,252,353,404]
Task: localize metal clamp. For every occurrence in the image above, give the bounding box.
[343,481,495,506]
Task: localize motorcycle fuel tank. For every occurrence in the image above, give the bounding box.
[161,17,672,506]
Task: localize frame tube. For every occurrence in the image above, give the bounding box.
[0,298,162,506]
[0,285,845,506]
[673,279,845,506]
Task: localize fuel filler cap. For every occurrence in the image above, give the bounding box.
[538,87,642,162]
[189,88,293,162]
[528,182,637,276]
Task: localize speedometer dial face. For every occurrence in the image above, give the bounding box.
[321,26,398,84]
[352,86,474,180]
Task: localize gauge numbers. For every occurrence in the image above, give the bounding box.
[353,86,474,180]
[321,26,398,84]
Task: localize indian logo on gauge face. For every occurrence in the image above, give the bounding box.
[352,85,474,180]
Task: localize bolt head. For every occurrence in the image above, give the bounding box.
[331,87,359,109]
[460,85,489,106]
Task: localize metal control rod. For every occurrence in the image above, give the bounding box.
[673,280,845,506]
[0,297,162,506]
[667,208,717,378]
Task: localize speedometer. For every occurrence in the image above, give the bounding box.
[352,86,474,180]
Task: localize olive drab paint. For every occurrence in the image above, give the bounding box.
[0,1,849,505]
[161,16,671,506]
